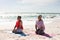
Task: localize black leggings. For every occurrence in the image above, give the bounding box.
[36,29,45,35]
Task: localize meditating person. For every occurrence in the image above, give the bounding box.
[12,16,26,36]
[35,15,45,35]
[12,16,23,34]
[35,15,52,38]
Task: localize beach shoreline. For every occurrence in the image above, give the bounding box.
[0,17,60,40]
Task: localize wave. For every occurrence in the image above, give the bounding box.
[0,13,60,24]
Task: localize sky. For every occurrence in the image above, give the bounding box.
[0,0,60,13]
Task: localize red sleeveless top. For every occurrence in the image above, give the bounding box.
[15,20,23,30]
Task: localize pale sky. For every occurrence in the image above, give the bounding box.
[0,0,60,13]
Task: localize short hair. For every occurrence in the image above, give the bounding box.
[17,16,21,19]
[38,15,42,17]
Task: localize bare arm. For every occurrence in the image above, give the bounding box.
[14,25,16,30]
[14,25,16,29]
[35,24,37,31]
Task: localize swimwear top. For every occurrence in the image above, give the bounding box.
[15,20,23,30]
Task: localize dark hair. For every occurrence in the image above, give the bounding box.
[38,15,42,17]
[17,16,21,19]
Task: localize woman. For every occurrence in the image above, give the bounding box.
[12,16,23,34]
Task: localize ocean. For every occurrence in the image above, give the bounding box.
[0,12,60,27]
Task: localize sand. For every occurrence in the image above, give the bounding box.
[0,18,60,40]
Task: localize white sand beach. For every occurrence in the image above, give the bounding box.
[0,0,60,40]
[0,17,60,40]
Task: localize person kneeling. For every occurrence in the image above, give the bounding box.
[12,16,23,34]
[35,15,45,35]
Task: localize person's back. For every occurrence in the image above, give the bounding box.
[36,20,45,30]
[16,20,23,30]
[13,16,23,33]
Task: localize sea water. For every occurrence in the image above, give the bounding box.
[0,12,60,28]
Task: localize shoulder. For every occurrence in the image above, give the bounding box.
[36,20,39,24]
[16,20,22,23]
